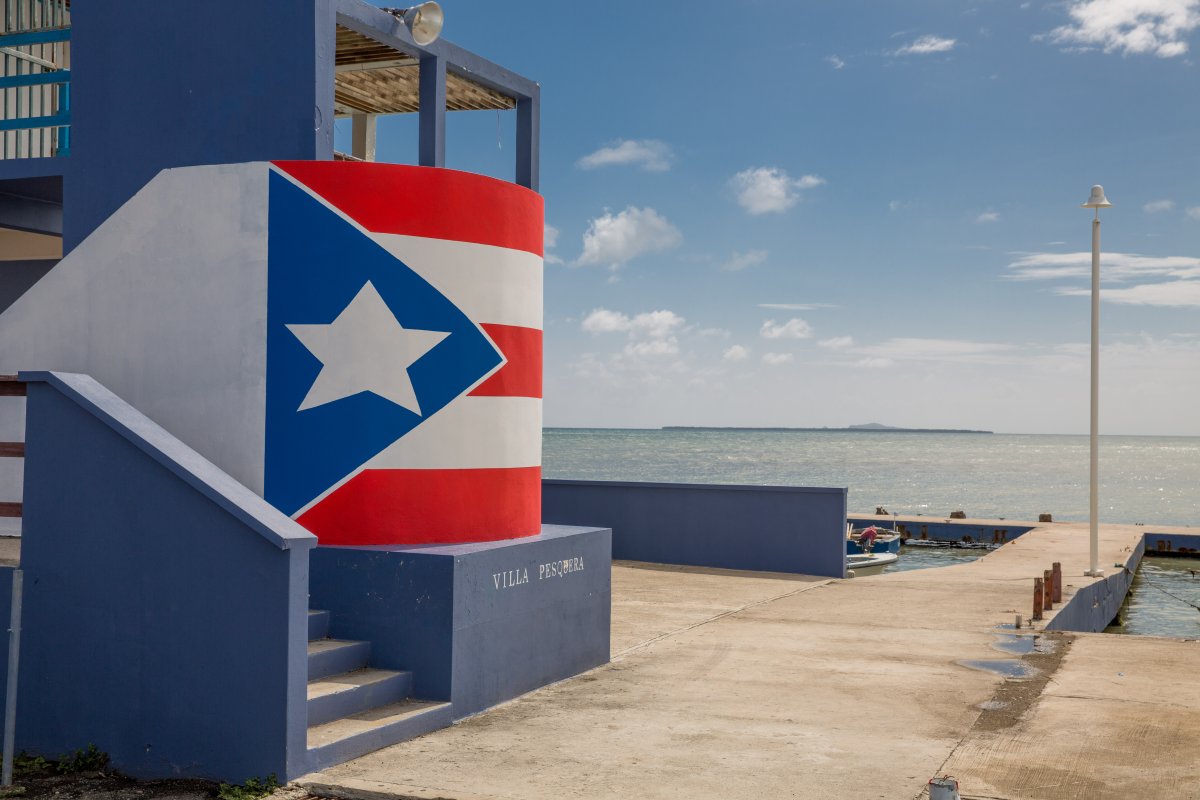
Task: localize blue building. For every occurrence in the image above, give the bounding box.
[0,0,611,783]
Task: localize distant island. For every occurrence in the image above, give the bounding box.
[662,423,993,434]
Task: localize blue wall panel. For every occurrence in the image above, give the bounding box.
[447,525,611,715]
[18,377,314,781]
[65,0,335,251]
[310,525,611,717]
[1143,531,1200,557]
[543,480,847,578]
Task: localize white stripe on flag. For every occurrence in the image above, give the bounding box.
[370,233,543,331]
[363,396,542,470]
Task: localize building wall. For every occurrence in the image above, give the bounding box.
[65,0,335,251]
[0,164,271,496]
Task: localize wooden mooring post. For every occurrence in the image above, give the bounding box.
[1051,562,1062,604]
[1043,569,1054,611]
[1033,577,1044,621]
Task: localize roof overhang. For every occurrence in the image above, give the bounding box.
[333,0,536,118]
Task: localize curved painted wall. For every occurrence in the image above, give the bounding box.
[0,161,544,546]
[269,162,544,545]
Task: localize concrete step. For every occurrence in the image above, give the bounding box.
[306,668,414,728]
[308,609,331,642]
[306,699,455,773]
[307,638,370,681]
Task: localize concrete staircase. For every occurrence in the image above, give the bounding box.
[305,610,454,771]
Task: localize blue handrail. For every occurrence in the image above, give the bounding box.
[0,70,69,89]
[0,111,69,132]
[0,27,69,47]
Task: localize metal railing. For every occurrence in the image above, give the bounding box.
[1,0,70,159]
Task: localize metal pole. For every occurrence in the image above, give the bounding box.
[1086,212,1103,577]
[2,569,24,787]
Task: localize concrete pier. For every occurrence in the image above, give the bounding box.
[300,518,1200,800]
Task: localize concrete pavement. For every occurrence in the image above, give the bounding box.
[300,521,1200,800]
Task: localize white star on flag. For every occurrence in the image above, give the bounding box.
[287,281,449,414]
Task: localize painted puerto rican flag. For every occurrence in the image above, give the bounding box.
[265,161,542,545]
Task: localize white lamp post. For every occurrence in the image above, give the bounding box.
[1081,185,1111,577]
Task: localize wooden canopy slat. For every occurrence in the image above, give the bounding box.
[333,24,515,116]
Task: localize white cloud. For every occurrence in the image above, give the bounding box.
[730,167,826,215]
[1057,280,1200,306]
[854,338,1018,364]
[577,308,689,375]
[576,207,682,269]
[1144,199,1176,213]
[1043,0,1200,58]
[761,318,814,340]
[976,211,1000,223]
[762,352,794,365]
[544,224,563,264]
[581,308,686,339]
[895,34,958,55]
[718,249,768,272]
[577,139,674,172]
[624,338,679,357]
[818,336,855,350]
[723,345,750,361]
[1006,250,1200,306]
[581,308,632,334]
[1188,207,1200,220]
[826,55,846,69]
[1005,251,1200,281]
[758,303,835,311]
[888,199,909,212]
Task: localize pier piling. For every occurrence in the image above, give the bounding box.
[1033,577,1044,621]
[1043,569,1054,611]
[1051,562,1062,604]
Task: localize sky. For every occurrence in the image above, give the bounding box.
[353,0,1200,435]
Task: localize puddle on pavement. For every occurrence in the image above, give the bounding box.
[990,634,1036,655]
[957,659,1038,679]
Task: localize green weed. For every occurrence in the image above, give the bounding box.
[54,743,109,774]
[216,774,280,800]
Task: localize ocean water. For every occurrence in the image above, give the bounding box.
[1107,557,1200,638]
[543,429,1200,527]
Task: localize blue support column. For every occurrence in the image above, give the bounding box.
[516,90,540,192]
[419,55,446,168]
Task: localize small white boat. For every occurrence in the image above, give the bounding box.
[846,551,899,577]
[847,526,902,555]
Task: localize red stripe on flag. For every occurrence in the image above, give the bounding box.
[471,324,542,398]
[296,466,542,545]
[273,161,544,257]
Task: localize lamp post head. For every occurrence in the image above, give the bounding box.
[1081,185,1112,209]
[383,2,444,46]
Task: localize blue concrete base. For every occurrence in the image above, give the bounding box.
[309,524,612,721]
